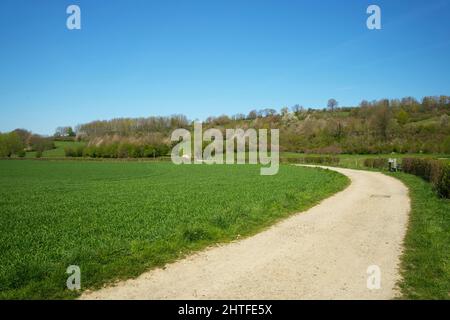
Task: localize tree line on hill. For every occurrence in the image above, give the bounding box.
[1,95,449,158]
[71,95,450,156]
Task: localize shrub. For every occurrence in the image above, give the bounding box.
[143,146,156,158]
[102,143,118,158]
[29,135,55,152]
[64,146,84,157]
[76,146,84,157]
[402,158,450,198]
[64,147,75,157]
[117,143,133,158]
[82,146,96,158]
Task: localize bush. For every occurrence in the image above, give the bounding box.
[64,146,84,157]
[402,158,450,198]
[64,147,75,157]
[29,135,54,152]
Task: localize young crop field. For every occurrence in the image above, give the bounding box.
[0,160,348,299]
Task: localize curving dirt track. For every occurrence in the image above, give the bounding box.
[81,166,410,300]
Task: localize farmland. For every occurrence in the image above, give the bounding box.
[0,160,348,299]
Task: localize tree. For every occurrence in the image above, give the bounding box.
[280,107,289,116]
[291,104,304,114]
[247,110,257,120]
[66,126,76,137]
[29,135,55,152]
[395,109,409,125]
[0,132,25,157]
[327,99,338,112]
[12,129,31,145]
[371,103,392,141]
[359,100,370,108]
[54,127,65,137]
[54,126,76,137]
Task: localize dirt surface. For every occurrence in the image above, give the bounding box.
[81,166,410,300]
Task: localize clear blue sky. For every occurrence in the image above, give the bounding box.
[0,0,449,135]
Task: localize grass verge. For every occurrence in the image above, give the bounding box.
[386,172,450,299]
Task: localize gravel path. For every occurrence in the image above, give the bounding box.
[81,166,410,300]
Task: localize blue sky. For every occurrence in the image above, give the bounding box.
[0,0,449,135]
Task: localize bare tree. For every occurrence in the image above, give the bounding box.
[327,99,338,112]
[291,104,304,114]
[247,110,257,120]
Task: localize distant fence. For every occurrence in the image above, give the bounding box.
[363,158,388,170]
[281,156,340,165]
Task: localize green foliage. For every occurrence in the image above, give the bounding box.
[396,109,410,125]
[442,136,450,154]
[64,146,84,157]
[73,141,170,159]
[0,161,348,299]
[0,132,25,157]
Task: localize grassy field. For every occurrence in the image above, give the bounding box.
[386,173,450,299]
[0,160,348,299]
[25,141,86,158]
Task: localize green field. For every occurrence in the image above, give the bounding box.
[0,160,348,299]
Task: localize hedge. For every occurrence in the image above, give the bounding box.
[402,158,450,198]
[65,143,170,159]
